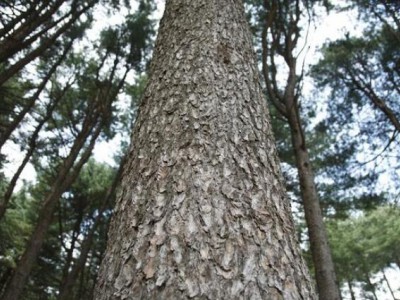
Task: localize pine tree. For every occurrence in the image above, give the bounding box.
[95,0,315,298]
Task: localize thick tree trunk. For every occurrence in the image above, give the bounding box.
[94,1,315,299]
[287,106,341,300]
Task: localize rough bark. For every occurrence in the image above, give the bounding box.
[94,1,315,299]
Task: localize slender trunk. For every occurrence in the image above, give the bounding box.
[349,72,400,133]
[287,105,341,300]
[58,155,125,300]
[94,1,315,298]
[348,280,356,300]
[58,221,96,300]
[365,272,378,300]
[0,267,12,294]
[1,119,102,300]
[60,215,83,282]
[260,1,340,298]
[382,269,397,300]
[0,0,64,62]
[0,1,46,39]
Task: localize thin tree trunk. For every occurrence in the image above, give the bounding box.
[94,0,315,299]
[260,1,341,298]
[0,0,47,39]
[382,269,397,300]
[0,81,71,219]
[0,2,94,87]
[349,72,400,133]
[58,156,125,300]
[287,105,341,300]
[1,119,102,300]
[58,220,97,300]
[0,267,12,295]
[0,0,64,61]
[365,272,378,300]
[60,214,83,283]
[348,280,356,300]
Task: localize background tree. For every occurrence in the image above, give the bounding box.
[309,0,400,297]
[311,0,400,198]
[245,0,341,298]
[0,1,154,299]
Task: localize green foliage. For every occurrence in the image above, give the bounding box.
[310,2,400,204]
[0,159,117,299]
[0,185,35,274]
[0,0,155,298]
[328,206,400,284]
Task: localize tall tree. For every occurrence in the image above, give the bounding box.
[1,53,126,299]
[246,0,341,298]
[95,0,315,298]
[0,1,155,297]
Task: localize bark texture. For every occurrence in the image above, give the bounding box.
[95,1,315,299]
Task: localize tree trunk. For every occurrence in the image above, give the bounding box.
[0,39,73,150]
[58,157,125,300]
[1,120,102,300]
[260,1,341,298]
[0,0,64,62]
[0,80,70,219]
[382,269,397,300]
[94,1,315,299]
[0,1,94,87]
[347,280,356,300]
[286,105,341,300]
[365,272,378,300]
